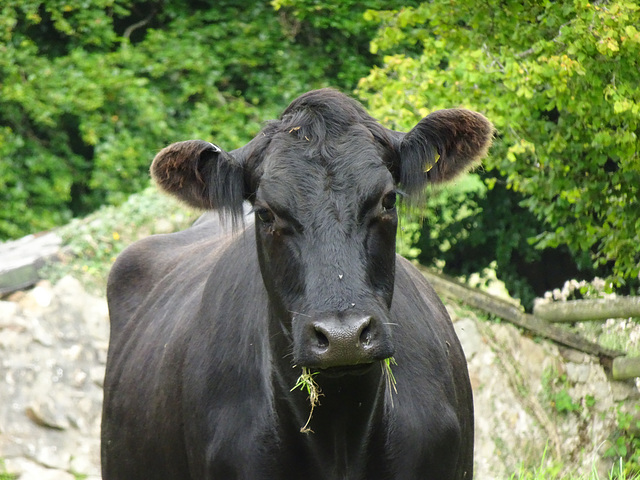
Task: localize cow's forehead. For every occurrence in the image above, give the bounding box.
[256,129,393,215]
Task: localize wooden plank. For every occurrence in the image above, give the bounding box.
[533,297,640,323]
[612,356,640,381]
[417,266,625,360]
[0,232,62,295]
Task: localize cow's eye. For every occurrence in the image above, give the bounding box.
[256,208,275,224]
[381,191,397,212]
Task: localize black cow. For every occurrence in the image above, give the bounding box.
[101,89,493,480]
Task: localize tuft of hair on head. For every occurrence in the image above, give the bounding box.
[276,88,396,161]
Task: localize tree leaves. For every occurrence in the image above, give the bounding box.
[359,0,640,285]
[0,0,383,238]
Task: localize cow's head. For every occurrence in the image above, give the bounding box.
[151,89,493,372]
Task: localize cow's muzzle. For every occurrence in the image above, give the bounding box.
[293,313,394,369]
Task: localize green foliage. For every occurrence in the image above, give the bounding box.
[605,405,640,478]
[6,0,640,310]
[272,0,378,84]
[540,367,592,417]
[510,440,638,479]
[42,186,198,292]
[397,173,486,260]
[382,356,398,404]
[552,388,581,415]
[0,0,390,240]
[0,458,17,480]
[510,461,630,480]
[510,445,564,480]
[416,170,596,308]
[359,0,640,287]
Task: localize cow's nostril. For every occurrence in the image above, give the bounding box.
[314,328,329,349]
[359,324,371,346]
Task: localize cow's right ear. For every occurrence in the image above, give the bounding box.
[151,140,245,217]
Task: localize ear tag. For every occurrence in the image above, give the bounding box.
[208,142,221,153]
[424,152,440,173]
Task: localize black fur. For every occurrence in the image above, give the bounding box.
[102,89,492,479]
[397,108,494,194]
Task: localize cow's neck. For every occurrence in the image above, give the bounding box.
[268,309,390,478]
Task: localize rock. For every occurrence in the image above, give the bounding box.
[0,276,106,478]
[610,380,639,402]
[21,466,75,480]
[34,443,72,470]
[0,300,19,318]
[4,458,74,480]
[29,283,54,308]
[69,440,101,477]
[90,365,105,387]
[559,347,592,364]
[31,317,56,347]
[566,362,591,383]
[0,232,62,295]
[463,318,548,478]
[463,316,639,477]
[25,396,71,430]
[1,273,639,480]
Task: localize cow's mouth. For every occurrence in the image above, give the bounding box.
[318,362,374,378]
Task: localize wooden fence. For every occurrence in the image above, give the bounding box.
[2,233,639,380]
[417,266,640,381]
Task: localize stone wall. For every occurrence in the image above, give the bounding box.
[1,277,106,480]
[0,277,638,479]
[456,310,640,478]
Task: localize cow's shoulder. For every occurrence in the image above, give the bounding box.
[393,255,470,377]
[106,213,237,329]
[393,255,450,327]
[392,255,474,477]
[390,254,468,405]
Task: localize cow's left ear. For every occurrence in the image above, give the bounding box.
[390,109,494,195]
[151,140,245,219]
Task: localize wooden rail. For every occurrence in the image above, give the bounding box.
[534,297,640,323]
[417,266,640,380]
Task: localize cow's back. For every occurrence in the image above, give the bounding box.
[106,211,243,330]
[102,213,257,479]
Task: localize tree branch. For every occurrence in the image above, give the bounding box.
[123,12,155,41]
